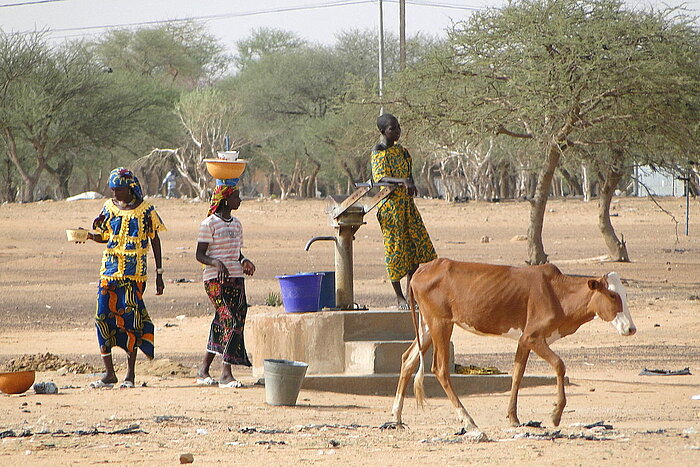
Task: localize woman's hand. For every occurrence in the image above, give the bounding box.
[155,274,165,295]
[404,178,417,197]
[215,259,230,283]
[242,258,256,276]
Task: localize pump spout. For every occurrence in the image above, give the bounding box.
[304,236,337,251]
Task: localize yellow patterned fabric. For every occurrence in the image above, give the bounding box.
[371,144,437,281]
[93,199,166,282]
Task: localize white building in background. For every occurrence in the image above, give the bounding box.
[634,165,684,197]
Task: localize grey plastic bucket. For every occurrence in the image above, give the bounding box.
[263,359,308,406]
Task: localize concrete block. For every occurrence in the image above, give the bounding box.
[247,309,453,378]
[342,310,416,341]
[247,309,346,377]
[344,340,454,374]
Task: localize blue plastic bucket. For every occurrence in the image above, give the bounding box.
[276,273,324,313]
[318,271,335,309]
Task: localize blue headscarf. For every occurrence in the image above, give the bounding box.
[215,178,239,187]
[108,167,144,201]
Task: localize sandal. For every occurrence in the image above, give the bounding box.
[219,380,243,388]
[89,380,114,389]
[195,376,218,386]
[119,381,135,389]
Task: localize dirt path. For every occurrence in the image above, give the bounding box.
[1,196,699,465]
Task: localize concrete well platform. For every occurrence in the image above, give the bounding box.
[247,308,558,396]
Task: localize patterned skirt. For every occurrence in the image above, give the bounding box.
[377,194,437,282]
[204,278,251,366]
[95,278,155,358]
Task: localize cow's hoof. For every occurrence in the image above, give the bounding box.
[379,421,405,430]
[551,412,562,427]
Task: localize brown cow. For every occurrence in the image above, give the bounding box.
[391,259,636,431]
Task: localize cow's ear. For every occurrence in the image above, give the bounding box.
[588,279,602,291]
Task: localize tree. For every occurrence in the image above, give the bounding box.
[233,27,306,72]
[173,87,250,199]
[395,0,700,264]
[0,31,49,202]
[228,45,350,197]
[0,33,177,201]
[94,21,229,89]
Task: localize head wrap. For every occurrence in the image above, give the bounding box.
[108,167,144,201]
[377,113,398,132]
[208,184,239,216]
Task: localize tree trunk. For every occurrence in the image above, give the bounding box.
[527,143,562,265]
[269,156,291,200]
[581,164,591,202]
[598,164,630,262]
[3,128,40,202]
[2,157,16,203]
[420,160,437,198]
[340,161,357,194]
[559,167,582,196]
[45,157,74,199]
[305,150,321,198]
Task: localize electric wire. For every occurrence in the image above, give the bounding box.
[6,0,488,42]
[0,0,64,7]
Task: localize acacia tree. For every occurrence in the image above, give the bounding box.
[233,27,306,72]
[94,21,229,89]
[229,45,350,197]
[396,0,700,264]
[0,32,177,202]
[0,32,48,202]
[173,87,250,199]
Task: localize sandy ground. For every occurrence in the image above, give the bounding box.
[1,195,699,466]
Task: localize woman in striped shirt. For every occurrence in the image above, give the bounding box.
[195,183,255,388]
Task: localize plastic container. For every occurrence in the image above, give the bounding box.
[263,359,308,406]
[66,229,88,242]
[276,273,324,313]
[203,159,247,179]
[318,271,336,309]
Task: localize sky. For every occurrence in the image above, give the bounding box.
[0,0,698,52]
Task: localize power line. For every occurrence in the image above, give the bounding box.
[404,1,484,11]
[0,0,64,7]
[16,0,485,39]
[18,0,375,35]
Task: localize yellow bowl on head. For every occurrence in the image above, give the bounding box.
[0,370,35,394]
[204,159,247,180]
[66,229,88,242]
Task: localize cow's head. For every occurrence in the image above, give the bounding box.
[587,272,636,336]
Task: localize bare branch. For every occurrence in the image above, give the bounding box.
[495,124,533,139]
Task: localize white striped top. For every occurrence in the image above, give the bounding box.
[197,214,244,282]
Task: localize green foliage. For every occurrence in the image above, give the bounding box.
[265,291,283,307]
[3,6,697,206]
[0,32,182,201]
[234,27,306,72]
[94,21,230,88]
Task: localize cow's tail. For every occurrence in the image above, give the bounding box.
[409,282,426,408]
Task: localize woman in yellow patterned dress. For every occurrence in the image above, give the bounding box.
[371,114,437,309]
[85,168,166,388]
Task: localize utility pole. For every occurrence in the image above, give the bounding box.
[399,0,406,70]
[378,0,385,114]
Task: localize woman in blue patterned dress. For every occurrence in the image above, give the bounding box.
[85,167,166,388]
[371,114,437,309]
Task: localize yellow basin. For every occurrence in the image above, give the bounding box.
[204,159,247,180]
